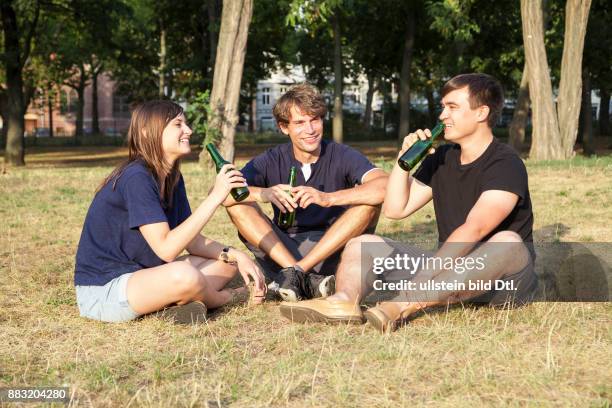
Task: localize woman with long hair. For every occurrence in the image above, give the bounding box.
[74,100,265,323]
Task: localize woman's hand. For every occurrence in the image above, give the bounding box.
[232,250,267,297]
[210,163,247,204]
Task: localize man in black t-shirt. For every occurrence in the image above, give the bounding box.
[280,73,538,331]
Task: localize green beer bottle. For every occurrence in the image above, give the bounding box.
[205,142,250,202]
[397,122,445,171]
[277,166,297,229]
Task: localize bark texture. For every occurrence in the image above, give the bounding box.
[509,63,530,150]
[398,10,415,144]
[599,89,609,136]
[521,0,592,160]
[521,0,561,160]
[332,13,343,143]
[201,0,252,163]
[557,0,592,157]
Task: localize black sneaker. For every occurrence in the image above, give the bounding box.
[278,266,307,302]
[308,273,336,298]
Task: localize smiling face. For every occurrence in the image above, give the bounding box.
[279,105,323,154]
[161,113,192,162]
[439,86,490,142]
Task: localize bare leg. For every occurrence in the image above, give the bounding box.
[126,256,240,314]
[326,234,389,302]
[296,204,380,272]
[226,202,297,268]
[378,231,531,319]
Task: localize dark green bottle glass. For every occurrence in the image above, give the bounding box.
[397,122,445,171]
[277,166,297,229]
[205,143,250,202]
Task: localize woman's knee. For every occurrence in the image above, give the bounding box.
[167,262,206,295]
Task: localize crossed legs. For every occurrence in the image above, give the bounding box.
[293,230,534,329]
[225,202,380,274]
[126,255,241,315]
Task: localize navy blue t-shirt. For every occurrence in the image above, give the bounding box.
[241,140,376,232]
[74,161,192,286]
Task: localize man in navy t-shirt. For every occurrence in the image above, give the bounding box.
[223,83,389,301]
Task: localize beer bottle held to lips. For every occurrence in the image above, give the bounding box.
[205,143,250,202]
[277,166,297,229]
[397,122,445,171]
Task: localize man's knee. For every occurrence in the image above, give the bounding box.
[226,202,263,223]
[487,231,530,272]
[488,230,522,243]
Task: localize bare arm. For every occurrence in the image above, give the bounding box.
[139,164,245,262]
[434,189,520,259]
[382,163,433,219]
[383,129,435,219]
[292,168,389,208]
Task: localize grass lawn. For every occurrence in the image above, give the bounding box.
[1,144,611,407]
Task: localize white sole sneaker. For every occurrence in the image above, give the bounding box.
[278,288,300,302]
[318,275,336,298]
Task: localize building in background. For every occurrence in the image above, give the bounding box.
[20,73,131,137]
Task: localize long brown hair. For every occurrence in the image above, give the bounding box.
[98,100,184,207]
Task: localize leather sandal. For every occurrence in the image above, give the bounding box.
[364,303,411,333]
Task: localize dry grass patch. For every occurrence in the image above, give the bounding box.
[1,149,611,407]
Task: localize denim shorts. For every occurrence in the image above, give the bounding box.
[75,273,140,322]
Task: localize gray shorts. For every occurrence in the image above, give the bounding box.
[75,273,140,322]
[374,238,538,307]
[240,222,343,284]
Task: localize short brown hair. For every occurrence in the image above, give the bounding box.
[273,83,327,125]
[441,73,504,128]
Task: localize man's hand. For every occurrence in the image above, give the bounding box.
[291,186,332,208]
[260,184,298,213]
[398,128,436,159]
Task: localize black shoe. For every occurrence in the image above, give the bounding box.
[278,266,307,302]
[308,273,336,298]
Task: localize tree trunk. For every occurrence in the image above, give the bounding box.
[425,86,437,125]
[248,85,256,132]
[202,0,253,163]
[398,10,415,144]
[159,25,166,98]
[509,63,530,150]
[581,67,594,156]
[521,0,561,160]
[208,0,218,75]
[48,89,54,138]
[92,70,100,134]
[599,89,609,136]
[557,0,592,158]
[74,69,86,139]
[362,73,375,130]
[332,13,343,143]
[1,3,25,166]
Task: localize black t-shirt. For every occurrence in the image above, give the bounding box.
[413,138,533,243]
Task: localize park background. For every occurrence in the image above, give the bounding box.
[1,0,611,406]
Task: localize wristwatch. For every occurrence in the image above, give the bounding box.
[219,246,237,264]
